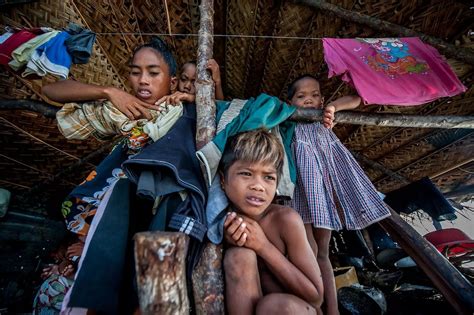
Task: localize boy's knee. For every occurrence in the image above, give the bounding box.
[224,247,257,279]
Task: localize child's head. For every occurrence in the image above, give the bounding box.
[287,74,324,109]
[219,129,284,219]
[178,61,197,95]
[129,37,178,104]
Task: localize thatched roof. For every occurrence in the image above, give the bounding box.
[0,0,473,214]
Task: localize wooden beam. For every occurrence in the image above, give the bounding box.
[193,1,225,314]
[0,99,59,118]
[379,211,474,314]
[294,0,474,65]
[291,108,474,129]
[135,232,189,315]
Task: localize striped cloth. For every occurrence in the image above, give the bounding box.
[56,100,182,141]
[289,122,390,230]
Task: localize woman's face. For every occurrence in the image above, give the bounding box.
[128,47,176,104]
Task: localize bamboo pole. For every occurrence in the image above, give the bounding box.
[135,232,190,315]
[291,108,474,129]
[293,0,474,65]
[3,100,473,129]
[0,99,59,118]
[193,1,225,314]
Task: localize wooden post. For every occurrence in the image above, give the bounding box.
[195,0,216,150]
[294,0,474,65]
[192,0,225,314]
[291,108,474,129]
[379,211,474,315]
[135,232,190,315]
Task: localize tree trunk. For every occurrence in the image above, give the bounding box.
[135,232,190,315]
[193,1,226,314]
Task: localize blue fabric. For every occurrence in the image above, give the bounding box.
[25,31,72,79]
[64,22,96,64]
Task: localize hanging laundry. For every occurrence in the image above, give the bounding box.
[23,31,72,79]
[64,22,96,64]
[322,38,467,106]
[0,29,40,65]
[0,30,14,45]
[8,30,60,71]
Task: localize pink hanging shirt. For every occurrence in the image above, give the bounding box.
[323,38,467,106]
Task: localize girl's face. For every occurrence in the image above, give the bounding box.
[178,63,197,95]
[128,47,177,104]
[290,78,323,109]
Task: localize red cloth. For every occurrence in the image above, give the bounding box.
[0,30,38,65]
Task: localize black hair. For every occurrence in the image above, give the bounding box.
[287,74,319,100]
[132,37,177,76]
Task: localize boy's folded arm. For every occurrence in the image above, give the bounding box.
[42,79,111,103]
[255,211,322,305]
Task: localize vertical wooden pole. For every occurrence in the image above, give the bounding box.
[135,232,190,315]
[193,1,225,315]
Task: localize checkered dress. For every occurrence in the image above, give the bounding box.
[289,122,391,230]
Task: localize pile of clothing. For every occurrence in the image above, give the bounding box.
[0,22,95,79]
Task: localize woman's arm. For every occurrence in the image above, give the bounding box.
[242,211,323,306]
[42,80,158,119]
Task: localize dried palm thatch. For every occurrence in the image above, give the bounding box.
[0,0,473,215]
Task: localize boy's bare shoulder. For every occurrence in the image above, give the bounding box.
[266,204,304,225]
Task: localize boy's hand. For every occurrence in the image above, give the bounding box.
[239,215,269,254]
[106,87,159,120]
[156,91,195,106]
[322,104,335,129]
[207,59,221,86]
[224,212,247,247]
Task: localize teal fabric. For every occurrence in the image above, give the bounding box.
[213,94,297,183]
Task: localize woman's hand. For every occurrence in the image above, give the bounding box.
[156,91,195,106]
[105,87,160,120]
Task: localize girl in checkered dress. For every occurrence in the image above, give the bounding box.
[287,74,391,315]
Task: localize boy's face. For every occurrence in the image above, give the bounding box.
[178,63,196,95]
[221,160,277,220]
[129,47,177,104]
[290,77,323,109]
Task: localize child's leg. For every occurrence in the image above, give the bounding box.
[304,224,318,256]
[224,247,262,315]
[256,293,319,315]
[313,228,339,315]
